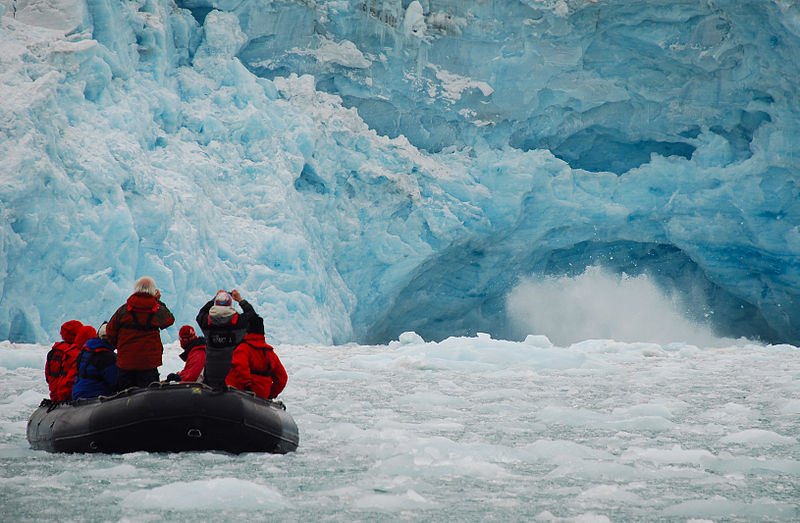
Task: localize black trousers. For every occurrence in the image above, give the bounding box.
[117,368,160,390]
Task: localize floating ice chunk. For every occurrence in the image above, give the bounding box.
[719,429,796,446]
[779,399,800,415]
[0,343,45,371]
[121,478,287,511]
[353,488,431,510]
[397,331,424,345]
[87,464,139,479]
[523,334,553,348]
[663,497,798,520]
[621,444,717,465]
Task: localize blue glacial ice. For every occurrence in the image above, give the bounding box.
[0,0,798,346]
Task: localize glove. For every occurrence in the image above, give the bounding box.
[166,373,182,383]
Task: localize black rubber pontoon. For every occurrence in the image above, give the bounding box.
[27,382,299,454]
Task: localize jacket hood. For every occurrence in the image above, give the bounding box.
[74,325,97,349]
[242,332,271,349]
[85,337,116,352]
[60,320,84,343]
[126,292,159,311]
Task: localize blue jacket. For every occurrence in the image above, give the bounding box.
[72,338,118,400]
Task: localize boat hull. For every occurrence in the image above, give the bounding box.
[27,383,299,454]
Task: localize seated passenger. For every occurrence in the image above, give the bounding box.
[45,320,84,402]
[226,316,287,399]
[166,325,207,383]
[72,323,118,400]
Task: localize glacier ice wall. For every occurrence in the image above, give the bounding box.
[0,0,799,345]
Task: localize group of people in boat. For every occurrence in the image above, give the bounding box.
[45,276,287,403]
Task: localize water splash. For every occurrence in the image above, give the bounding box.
[506,266,728,346]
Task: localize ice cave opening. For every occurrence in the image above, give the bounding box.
[361,240,778,346]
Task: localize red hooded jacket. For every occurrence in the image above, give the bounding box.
[178,338,206,382]
[106,292,174,370]
[226,333,287,399]
[45,322,94,402]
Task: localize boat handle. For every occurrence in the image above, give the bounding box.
[187,428,202,438]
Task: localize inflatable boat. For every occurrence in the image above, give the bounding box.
[27,382,299,454]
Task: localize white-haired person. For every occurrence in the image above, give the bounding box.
[106,277,175,389]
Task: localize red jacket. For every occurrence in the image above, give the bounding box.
[178,338,206,382]
[45,341,81,402]
[106,292,174,370]
[226,333,287,399]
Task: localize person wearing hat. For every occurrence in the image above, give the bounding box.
[195,289,257,389]
[165,325,207,383]
[106,276,175,389]
[45,320,84,402]
[72,322,118,400]
[226,315,287,400]
[44,324,96,402]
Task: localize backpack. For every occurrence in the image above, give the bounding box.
[46,341,73,380]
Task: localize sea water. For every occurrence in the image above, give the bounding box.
[1,335,799,522]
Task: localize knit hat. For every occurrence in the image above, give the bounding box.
[74,325,97,349]
[248,316,265,335]
[60,320,84,343]
[179,325,197,347]
[214,291,233,307]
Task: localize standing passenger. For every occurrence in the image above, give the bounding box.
[45,320,84,402]
[196,289,257,389]
[106,277,175,389]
